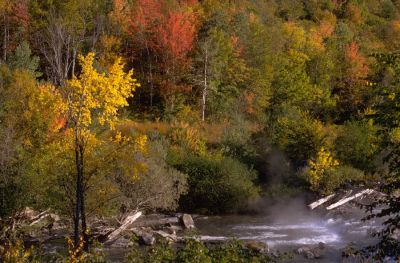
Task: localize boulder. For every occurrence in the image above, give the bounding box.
[390,228,400,241]
[181,214,195,229]
[154,230,178,243]
[139,232,155,246]
[304,250,315,259]
[296,246,311,255]
[318,242,325,250]
[296,245,323,260]
[245,241,269,253]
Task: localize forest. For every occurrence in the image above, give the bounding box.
[1,0,400,262]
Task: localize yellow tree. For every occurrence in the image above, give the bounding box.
[64,52,140,249]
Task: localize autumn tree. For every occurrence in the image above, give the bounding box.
[334,41,370,117]
[63,52,140,249]
[123,0,198,116]
[0,65,63,217]
[0,0,29,62]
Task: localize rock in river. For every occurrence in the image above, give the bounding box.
[181,214,195,229]
[245,241,269,253]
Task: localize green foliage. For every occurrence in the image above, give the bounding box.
[0,67,62,217]
[334,120,379,170]
[0,238,42,263]
[270,106,326,165]
[125,238,279,263]
[301,165,366,195]
[115,138,188,212]
[170,152,260,214]
[176,239,211,263]
[7,42,41,77]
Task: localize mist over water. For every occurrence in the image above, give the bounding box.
[196,197,379,250]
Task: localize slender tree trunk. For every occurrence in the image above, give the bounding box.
[74,137,81,248]
[201,47,208,121]
[145,44,154,108]
[3,13,7,61]
[72,48,77,77]
[79,144,89,251]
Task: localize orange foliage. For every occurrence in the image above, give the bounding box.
[243,91,257,114]
[344,42,369,83]
[155,9,198,67]
[308,12,336,52]
[345,4,362,24]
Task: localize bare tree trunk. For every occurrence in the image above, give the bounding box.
[74,137,81,248]
[72,48,77,77]
[145,43,154,108]
[3,13,7,61]
[201,47,208,121]
[79,143,88,251]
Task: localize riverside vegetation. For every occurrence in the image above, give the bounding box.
[1,0,400,261]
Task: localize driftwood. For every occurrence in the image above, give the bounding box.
[308,194,336,210]
[105,211,142,244]
[326,189,374,210]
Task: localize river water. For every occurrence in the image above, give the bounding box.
[44,203,381,262]
[195,205,380,262]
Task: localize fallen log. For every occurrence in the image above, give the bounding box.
[308,194,336,210]
[105,211,142,244]
[326,189,374,210]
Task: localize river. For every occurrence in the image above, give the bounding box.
[44,201,381,262]
[195,202,380,262]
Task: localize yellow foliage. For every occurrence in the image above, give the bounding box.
[66,52,140,129]
[170,121,206,155]
[390,128,400,143]
[0,239,39,263]
[307,147,339,192]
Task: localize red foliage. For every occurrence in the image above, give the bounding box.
[11,1,29,27]
[155,9,197,66]
[344,42,369,83]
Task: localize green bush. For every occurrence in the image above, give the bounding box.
[170,153,260,214]
[300,165,366,194]
[125,238,279,263]
[270,106,326,166]
[334,121,379,170]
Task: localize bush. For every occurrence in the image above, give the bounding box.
[115,139,188,212]
[334,121,379,170]
[270,106,326,166]
[125,238,279,263]
[301,148,366,194]
[170,153,260,214]
[320,166,365,193]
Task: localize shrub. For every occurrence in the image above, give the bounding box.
[301,147,366,194]
[169,121,207,155]
[270,106,326,166]
[334,120,379,170]
[171,153,260,214]
[124,238,279,263]
[0,238,41,263]
[115,139,188,212]
[175,239,211,263]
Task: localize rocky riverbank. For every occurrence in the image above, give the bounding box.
[0,203,386,262]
